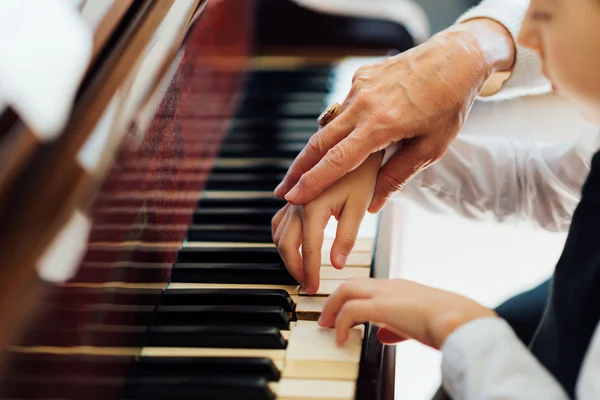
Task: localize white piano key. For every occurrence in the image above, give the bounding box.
[283,321,363,380]
[272,379,356,400]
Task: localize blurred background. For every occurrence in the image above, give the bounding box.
[416,0,479,33]
[388,1,596,399]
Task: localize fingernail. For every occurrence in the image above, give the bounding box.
[285,185,300,202]
[304,285,314,295]
[336,255,348,268]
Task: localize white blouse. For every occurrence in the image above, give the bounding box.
[400,0,600,398]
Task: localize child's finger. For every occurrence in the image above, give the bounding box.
[271,204,290,240]
[331,199,364,269]
[273,206,291,246]
[277,207,304,285]
[300,208,329,295]
[318,278,375,327]
[334,299,377,345]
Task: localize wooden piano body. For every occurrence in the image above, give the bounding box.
[0,1,421,398]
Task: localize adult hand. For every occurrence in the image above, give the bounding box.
[274,19,515,213]
[318,278,497,348]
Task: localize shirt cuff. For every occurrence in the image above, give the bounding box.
[441,317,516,398]
[456,0,551,100]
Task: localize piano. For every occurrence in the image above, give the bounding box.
[0,1,423,399]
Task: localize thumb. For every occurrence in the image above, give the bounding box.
[368,140,431,213]
[377,326,408,344]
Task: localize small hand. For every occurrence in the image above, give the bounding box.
[318,278,497,348]
[272,153,382,294]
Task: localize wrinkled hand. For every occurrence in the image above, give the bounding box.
[275,20,515,213]
[272,153,382,294]
[318,278,497,349]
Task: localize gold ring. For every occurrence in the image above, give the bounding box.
[318,102,341,127]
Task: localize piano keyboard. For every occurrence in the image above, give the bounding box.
[1,43,386,399]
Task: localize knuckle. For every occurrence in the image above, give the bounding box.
[419,140,445,161]
[337,232,357,250]
[325,145,350,170]
[306,134,325,158]
[381,172,405,192]
[297,173,317,193]
[337,281,354,295]
[353,90,371,110]
[352,66,369,83]
[279,243,295,256]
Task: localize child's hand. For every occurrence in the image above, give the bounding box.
[318,278,498,348]
[272,152,383,294]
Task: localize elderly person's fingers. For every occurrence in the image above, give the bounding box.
[284,131,379,205]
[274,111,355,199]
[368,139,441,213]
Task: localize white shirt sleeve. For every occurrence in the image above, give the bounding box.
[456,0,552,100]
[441,317,600,400]
[398,131,599,232]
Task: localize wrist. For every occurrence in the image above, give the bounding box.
[429,307,498,349]
[436,17,515,74]
[458,18,516,73]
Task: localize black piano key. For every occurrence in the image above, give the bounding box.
[27,305,156,329]
[5,354,135,378]
[46,287,163,307]
[244,75,330,91]
[153,305,290,330]
[16,325,147,347]
[217,148,300,159]
[218,142,304,152]
[197,197,286,209]
[161,288,296,312]
[125,376,276,400]
[131,357,281,381]
[236,102,323,119]
[0,376,127,399]
[205,179,279,191]
[222,132,311,143]
[238,91,326,104]
[244,66,331,77]
[209,165,290,176]
[228,118,319,133]
[192,208,278,225]
[146,325,287,349]
[176,247,284,264]
[170,262,297,285]
[185,225,273,243]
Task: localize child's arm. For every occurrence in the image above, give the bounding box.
[401,132,598,232]
[272,151,383,295]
